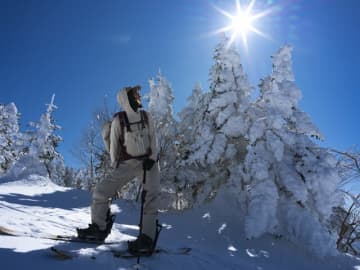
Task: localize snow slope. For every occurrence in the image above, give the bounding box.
[0,174,359,270]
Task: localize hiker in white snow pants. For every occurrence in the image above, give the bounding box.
[77,85,160,255]
[91,159,160,241]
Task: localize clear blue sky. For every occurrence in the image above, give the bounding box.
[1,0,359,168]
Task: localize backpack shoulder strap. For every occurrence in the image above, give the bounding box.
[113,111,134,167]
[115,111,131,132]
[140,110,149,128]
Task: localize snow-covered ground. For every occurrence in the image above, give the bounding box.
[0,175,359,270]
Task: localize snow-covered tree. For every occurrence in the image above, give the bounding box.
[189,35,251,166]
[71,168,92,189]
[62,167,75,187]
[176,35,251,206]
[148,70,177,176]
[177,83,205,161]
[28,95,64,181]
[3,95,65,182]
[170,41,342,256]
[242,45,342,256]
[0,103,21,174]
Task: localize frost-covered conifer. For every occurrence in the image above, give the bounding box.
[243,45,342,256]
[156,36,253,209]
[0,103,21,174]
[189,35,251,166]
[177,83,204,160]
[28,95,64,181]
[148,70,177,175]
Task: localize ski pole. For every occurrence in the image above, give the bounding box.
[137,167,147,265]
[139,167,147,235]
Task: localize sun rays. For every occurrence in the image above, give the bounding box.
[213,0,273,50]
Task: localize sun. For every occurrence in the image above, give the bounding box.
[231,7,253,38]
[214,0,272,50]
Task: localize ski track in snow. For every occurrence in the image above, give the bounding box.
[0,176,359,270]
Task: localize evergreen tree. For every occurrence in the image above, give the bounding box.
[177,83,204,161]
[28,95,64,181]
[0,103,21,174]
[242,45,342,256]
[148,70,177,177]
[63,167,75,187]
[189,35,251,166]
[172,41,342,256]
[180,35,250,205]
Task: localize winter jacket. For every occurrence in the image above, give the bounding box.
[102,88,159,168]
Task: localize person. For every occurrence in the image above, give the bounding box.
[77,85,160,256]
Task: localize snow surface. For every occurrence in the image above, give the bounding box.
[0,174,359,270]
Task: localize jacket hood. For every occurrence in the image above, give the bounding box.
[117,87,133,114]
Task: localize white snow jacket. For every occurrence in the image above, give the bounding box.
[102,88,159,168]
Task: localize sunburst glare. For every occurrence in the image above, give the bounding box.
[214,0,273,50]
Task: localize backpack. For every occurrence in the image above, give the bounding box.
[114,110,152,166]
[102,120,112,154]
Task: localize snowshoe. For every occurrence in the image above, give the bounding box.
[76,223,109,242]
[76,213,115,242]
[127,233,155,256]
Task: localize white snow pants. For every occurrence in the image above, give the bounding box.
[91,159,160,241]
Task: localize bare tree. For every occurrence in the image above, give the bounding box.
[72,96,115,190]
[331,148,360,255]
[332,148,360,187]
[335,193,360,255]
[71,122,102,189]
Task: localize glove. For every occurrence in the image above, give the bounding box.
[143,158,155,171]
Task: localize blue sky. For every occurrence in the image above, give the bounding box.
[1,0,359,168]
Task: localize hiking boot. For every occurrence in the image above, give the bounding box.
[76,223,109,242]
[76,212,116,242]
[127,233,154,256]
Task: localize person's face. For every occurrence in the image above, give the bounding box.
[132,89,141,105]
[128,88,142,112]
